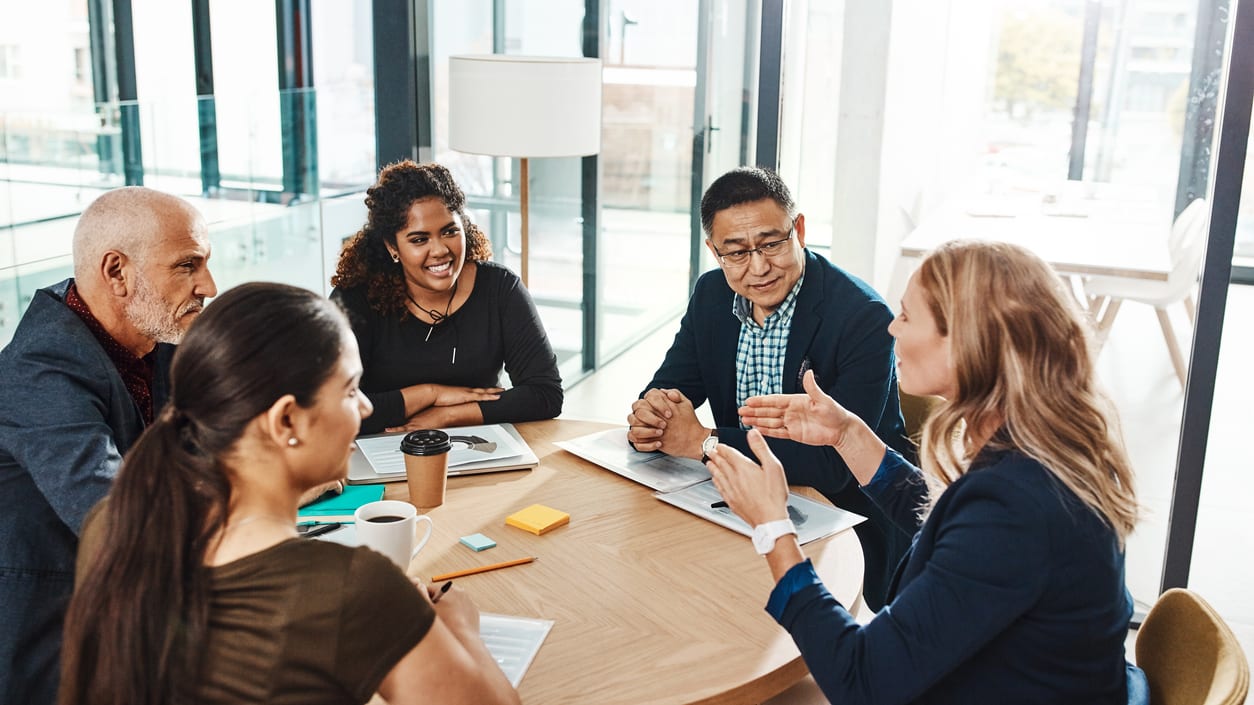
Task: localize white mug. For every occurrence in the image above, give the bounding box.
[354,500,433,571]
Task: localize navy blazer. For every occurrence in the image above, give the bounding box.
[644,249,911,499]
[775,449,1135,704]
[0,279,173,704]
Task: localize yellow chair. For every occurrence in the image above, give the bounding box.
[899,391,943,443]
[1135,588,1250,705]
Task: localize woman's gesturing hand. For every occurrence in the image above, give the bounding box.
[704,429,790,528]
[738,370,859,449]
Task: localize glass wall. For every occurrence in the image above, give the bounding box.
[599,0,700,359]
[777,0,1246,630]
[209,0,284,191]
[132,0,200,191]
[0,0,377,347]
[311,0,376,192]
[429,0,703,380]
[1187,88,1254,662]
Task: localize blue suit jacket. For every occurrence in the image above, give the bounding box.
[644,250,913,609]
[645,250,911,496]
[774,449,1136,704]
[0,280,173,704]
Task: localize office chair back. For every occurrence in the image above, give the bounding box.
[1164,198,1209,297]
[899,391,942,444]
[1136,587,1250,705]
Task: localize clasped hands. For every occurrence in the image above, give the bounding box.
[626,388,708,459]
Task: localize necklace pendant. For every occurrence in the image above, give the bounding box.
[426,325,434,342]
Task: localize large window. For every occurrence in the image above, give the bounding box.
[778,0,1248,644]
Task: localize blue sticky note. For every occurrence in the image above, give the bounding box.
[459,533,497,552]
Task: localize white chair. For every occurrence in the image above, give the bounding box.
[1085,198,1209,387]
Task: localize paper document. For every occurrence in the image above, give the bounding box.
[654,479,866,546]
[555,427,710,493]
[480,613,554,687]
[354,424,525,477]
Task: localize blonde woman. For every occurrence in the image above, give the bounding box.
[705,240,1147,704]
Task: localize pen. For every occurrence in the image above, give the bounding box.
[710,501,728,509]
[431,580,453,604]
[299,523,342,539]
[431,556,537,582]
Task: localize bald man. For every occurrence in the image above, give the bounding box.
[0,187,215,704]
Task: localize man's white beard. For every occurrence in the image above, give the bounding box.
[125,275,193,345]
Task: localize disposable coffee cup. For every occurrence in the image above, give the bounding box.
[400,429,452,509]
[354,500,433,572]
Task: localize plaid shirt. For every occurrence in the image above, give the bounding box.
[733,275,805,425]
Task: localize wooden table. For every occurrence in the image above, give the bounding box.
[384,419,864,705]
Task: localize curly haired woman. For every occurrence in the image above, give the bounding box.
[331,161,562,434]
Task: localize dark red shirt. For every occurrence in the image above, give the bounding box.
[64,282,157,423]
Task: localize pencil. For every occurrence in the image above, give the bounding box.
[431,556,537,582]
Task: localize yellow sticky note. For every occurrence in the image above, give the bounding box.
[506,504,570,536]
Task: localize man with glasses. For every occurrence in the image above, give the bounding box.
[628,167,911,611]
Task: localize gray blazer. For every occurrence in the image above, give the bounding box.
[0,279,172,704]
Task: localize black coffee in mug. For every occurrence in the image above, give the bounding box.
[367,515,406,523]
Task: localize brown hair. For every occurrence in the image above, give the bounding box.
[331,160,492,316]
[914,240,1138,543]
[60,283,349,705]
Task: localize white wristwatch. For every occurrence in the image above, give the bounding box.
[700,429,719,463]
[751,519,797,555]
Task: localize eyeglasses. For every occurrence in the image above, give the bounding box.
[711,223,796,268]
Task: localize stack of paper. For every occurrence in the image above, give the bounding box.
[555,427,710,492]
[556,427,865,546]
[653,479,864,546]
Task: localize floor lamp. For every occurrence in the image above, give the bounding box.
[448,55,602,287]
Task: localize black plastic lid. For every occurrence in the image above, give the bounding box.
[399,429,452,455]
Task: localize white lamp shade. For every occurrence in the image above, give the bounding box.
[449,55,602,158]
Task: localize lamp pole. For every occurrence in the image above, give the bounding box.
[520,157,530,286]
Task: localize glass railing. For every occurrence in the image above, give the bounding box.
[0,87,614,375]
[0,87,374,348]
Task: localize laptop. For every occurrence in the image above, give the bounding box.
[347,423,539,485]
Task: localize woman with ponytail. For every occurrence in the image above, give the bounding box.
[706,241,1147,704]
[60,282,519,705]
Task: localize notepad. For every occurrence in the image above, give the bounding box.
[506,504,570,535]
[297,484,384,518]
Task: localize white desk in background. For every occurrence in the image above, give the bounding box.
[887,194,1174,307]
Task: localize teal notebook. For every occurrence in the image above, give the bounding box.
[298,484,385,518]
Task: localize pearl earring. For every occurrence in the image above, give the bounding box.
[287,437,299,447]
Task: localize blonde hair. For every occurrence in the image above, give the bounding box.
[915,240,1138,543]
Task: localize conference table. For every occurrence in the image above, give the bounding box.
[380,418,864,705]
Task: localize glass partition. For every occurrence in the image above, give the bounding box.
[777,0,1234,619]
[0,85,375,349]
